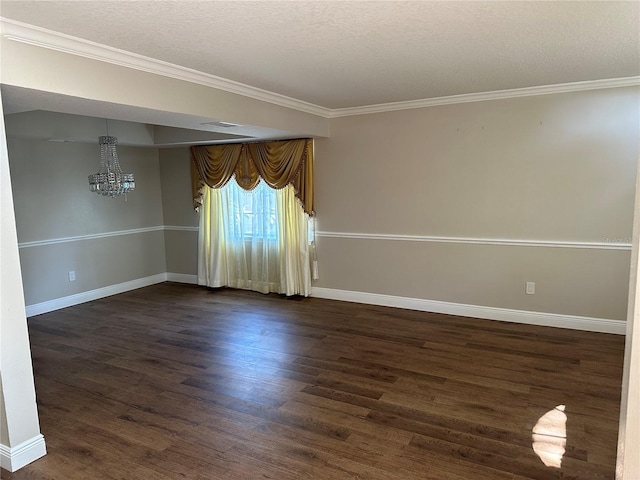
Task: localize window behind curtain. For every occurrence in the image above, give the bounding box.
[198,177,313,296]
[225,178,278,242]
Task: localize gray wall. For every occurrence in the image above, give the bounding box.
[313,87,639,320]
[8,87,639,322]
[159,147,199,276]
[150,88,639,321]
[8,134,166,306]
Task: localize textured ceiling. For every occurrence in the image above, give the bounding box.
[1,0,638,110]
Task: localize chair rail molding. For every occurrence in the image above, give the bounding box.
[316,231,632,251]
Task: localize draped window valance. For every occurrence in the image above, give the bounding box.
[191,138,314,215]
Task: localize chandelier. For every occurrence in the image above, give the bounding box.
[88,124,135,197]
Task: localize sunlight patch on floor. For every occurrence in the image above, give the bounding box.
[532,405,567,468]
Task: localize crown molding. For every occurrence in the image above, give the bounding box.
[0,18,332,118]
[2,18,638,120]
[327,76,640,118]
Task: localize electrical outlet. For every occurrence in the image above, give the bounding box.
[526,281,535,295]
[68,270,76,282]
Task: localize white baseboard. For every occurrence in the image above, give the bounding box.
[0,434,46,472]
[311,287,626,335]
[25,272,199,317]
[23,274,626,334]
[166,273,198,284]
[25,273,168,317]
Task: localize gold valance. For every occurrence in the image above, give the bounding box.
[191,138,314,215]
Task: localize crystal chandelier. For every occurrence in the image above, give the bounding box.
[88,124,135,197]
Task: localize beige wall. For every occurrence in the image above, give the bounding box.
[18,232,166,306]
[314,87,640,321]
[7,134,167,306]
[149,88,640,321]
[9,138,164,240]
[158,147,199,276]
[158,148,199,228]
[316,238,631,319]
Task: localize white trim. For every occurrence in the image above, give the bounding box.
[18,227,632,251]
[316,231,632,251]
[0,18,331,118]
[311,287,626,335]
[21,271,625,334]
[164,225,199,232]
[328,77,640,117]
[25,273,167,317]
[18,226,165,249]
[0,435,46,472]
[1,18,638,119]
[24,273,198,317]
[166,273,198,284]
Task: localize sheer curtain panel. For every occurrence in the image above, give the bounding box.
[193,139,314,296]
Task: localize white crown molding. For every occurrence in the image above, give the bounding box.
[316,231,632,251]
[0,18,332,118]
[2,18,638,119]
[327,77,640,117]
[311,287,626,335]
[0,435,46,472]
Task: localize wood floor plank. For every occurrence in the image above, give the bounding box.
[2,283,624,479]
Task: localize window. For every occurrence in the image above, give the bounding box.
[224,178,278,241]
[194,137,315,297]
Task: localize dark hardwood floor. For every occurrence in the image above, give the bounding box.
[2,282,625,479]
